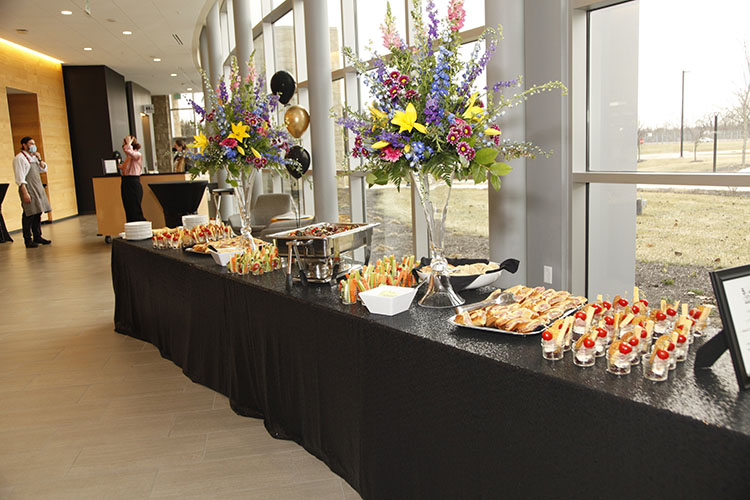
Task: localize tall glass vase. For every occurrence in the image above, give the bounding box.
[230,168,258,252]
[410,171,465,308]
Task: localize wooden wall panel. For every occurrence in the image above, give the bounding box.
[0,43,77,232]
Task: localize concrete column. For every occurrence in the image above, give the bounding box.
[233,0,263,205]
[303,0,339,222]
[486,0,527,287]
[206,1,232,220]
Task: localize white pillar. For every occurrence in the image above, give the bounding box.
[486,0,527,287]
[233,0,263,206]
[303,0,339,222]
[206,2,232,220]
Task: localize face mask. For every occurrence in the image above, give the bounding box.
[28,145,37,153]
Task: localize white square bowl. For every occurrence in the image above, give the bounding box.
[210,248,242,266]
[359,285,418,316]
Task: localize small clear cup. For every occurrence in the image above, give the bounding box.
[541,336,564,361]
[607,345,632,376]
[573,339,596,367]
[642,352,669,382]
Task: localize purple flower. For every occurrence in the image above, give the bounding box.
[447,129,461,145]
[456,141,475,161]
[492,79,520,91]
[404,89,419,100]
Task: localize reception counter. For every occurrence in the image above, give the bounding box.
[92,173,209,238]
[112,238,750,499]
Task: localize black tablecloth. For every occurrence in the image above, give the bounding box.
[148,180,208,227]
[112,239,750,499]
[0,183,13,243]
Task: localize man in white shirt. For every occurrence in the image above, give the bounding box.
[13,136,51,248]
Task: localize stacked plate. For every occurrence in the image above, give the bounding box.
[123,221,153,240]
[182,214,209,229]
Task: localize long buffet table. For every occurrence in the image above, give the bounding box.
[112,238,750,499]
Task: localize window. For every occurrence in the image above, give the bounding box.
[577,0,750,304]
[355,0,406,61]
[273,11,296,79]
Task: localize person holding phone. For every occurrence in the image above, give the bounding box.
[13,136,51,248]
[119,135,146,222]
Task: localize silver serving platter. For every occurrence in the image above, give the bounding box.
[267,222,379,283]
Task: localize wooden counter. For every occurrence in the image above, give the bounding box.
[92,173,209,238]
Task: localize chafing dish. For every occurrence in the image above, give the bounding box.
[267,222,379,283]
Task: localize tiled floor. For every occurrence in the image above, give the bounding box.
[0,216,361,499]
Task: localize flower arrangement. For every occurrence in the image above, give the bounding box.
[336,0,567,190]
[188,57,297,184]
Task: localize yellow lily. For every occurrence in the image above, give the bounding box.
[462,92,484,121]
[250,147,261,158]
[369,104,388,131]
[237,145,245,156]
[190,132,209,154]
[228,121,251,142]
[391,103,427,134]
[371,141,390,150]
[484,128,502,136]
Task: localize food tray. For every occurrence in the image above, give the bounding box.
[448,306,580,336]
[267,222,378,259]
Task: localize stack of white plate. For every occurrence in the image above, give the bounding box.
[123,221,153,240]
[182,214,208,229]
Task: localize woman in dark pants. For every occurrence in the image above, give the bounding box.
[118,135,146,222]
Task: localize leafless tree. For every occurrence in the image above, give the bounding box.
[687,115,714,162]
[727,45,750,166]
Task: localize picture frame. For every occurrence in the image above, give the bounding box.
[709,264,750,390]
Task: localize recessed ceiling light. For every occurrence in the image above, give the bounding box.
[153,58,161,62]
[122,31,132,35]
[187,87,192,91]
[15,28,29,34]
[83,47,92,51]
[61,10,73,15]
[170,73,177,77]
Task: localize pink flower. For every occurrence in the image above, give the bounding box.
[381,145,403,162]
[404,89,419,100]
[390,71,401,80]
[447,129,461,145]
[398,75,410,85]
[448,0,466,32]
[456,141,475,160]
[489,124,502,146]
[220,138,238,148]
[461,124,472,137]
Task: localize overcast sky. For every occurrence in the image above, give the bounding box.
[639,0,750,128]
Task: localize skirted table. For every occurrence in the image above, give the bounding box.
[112,238,750,500]
[148,180,208,228]
[0,183,13,243]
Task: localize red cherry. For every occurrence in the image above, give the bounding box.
[632,305,640,314]
[618,298,629,307]
[640,329,648,338]
[655,311,667,321]
[542,331,553,341]
[657,349,669,360]
[676,324,684,330]
[593,304,603,314]
[575,311,587,320]
[628,337,640,347]
[642,299,649,307]
[584,338,596,349]
[638,320,645,327]
[677,334,687,343]
[668,342,675,351]
[597,328,608,337]
[604,316,614,326]
[689,308,700,318]
[666,308,677,316]
[603,301,612,310]
[619,343,633,354]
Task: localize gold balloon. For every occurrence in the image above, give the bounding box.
[285,105,310,138]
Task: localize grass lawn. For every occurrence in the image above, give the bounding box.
[640,140,747,156]
[637,190,750,268]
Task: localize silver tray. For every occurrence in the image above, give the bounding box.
[267,222,378,259]
[448,306,580,336]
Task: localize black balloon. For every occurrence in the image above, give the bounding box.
[285,146,310,179]
[270,71,296,105]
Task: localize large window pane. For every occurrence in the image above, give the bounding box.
[443,181,488,259]
[592,0,750,173]
[423,0,484,32]
[366,185,413,259]
[332,78,346,168]
[273,11,296,80]
[253,34,265,74]
[250,0,263,27]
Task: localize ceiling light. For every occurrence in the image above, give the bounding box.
[83,47,92,51]
[122,31,132,35]
[61,10,73,15]
[153,58,161,62]
[187,88,192,91]
[170,73,177,77]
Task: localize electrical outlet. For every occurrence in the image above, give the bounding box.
[543,266,553,284]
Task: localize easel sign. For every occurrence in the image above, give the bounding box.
[697,264,750,390]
